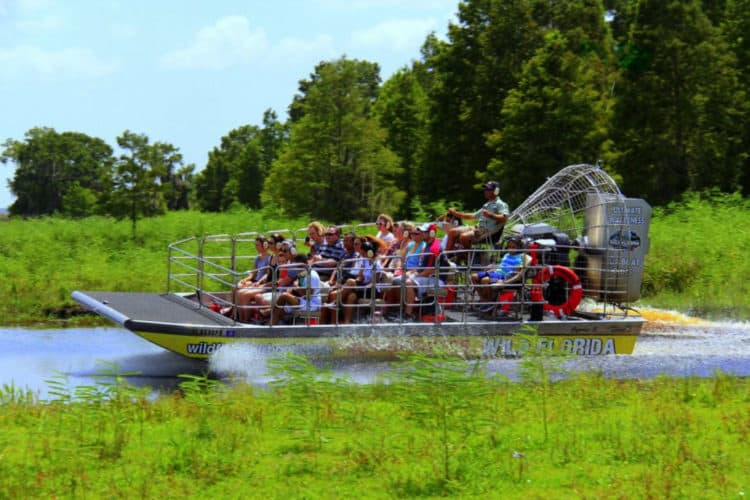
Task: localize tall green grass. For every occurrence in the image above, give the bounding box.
[0,193,748,324]
[0,209,313,324]
[643,192,750,319]
[0,356,747,497]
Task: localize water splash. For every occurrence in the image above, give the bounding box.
[208,343,274,386]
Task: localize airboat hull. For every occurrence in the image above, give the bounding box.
[73,290,642,360]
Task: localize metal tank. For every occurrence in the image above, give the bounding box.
[583,194,651,303]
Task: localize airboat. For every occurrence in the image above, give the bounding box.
[73,164,652,360]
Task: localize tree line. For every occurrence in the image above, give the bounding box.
[2,0,748,224]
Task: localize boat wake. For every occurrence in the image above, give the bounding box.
[639,307,750,335]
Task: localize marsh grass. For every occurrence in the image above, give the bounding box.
[1,194,748,323]
[644,191,750,319]
[0,209,312,324]
[0,359,747,497]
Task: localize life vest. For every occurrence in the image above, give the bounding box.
[530,265,583,318]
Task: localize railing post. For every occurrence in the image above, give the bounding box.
[197,237,204,295]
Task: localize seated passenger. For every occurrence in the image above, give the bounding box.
[310,226,346,280]
[445,181,509,251]
[242,241,299,322]
[338,239,382,324]
[305,221,326,258]
[438,213,461,251]
[320,233,359,323]
[379,222,409,279]
[381,224,425,311]
[374,214,396,244]
[471,236,530,310]
[272,254,322,325]
[401,223,447,321]
[227,235,272,316]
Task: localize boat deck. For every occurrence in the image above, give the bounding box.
[74,291,235,327]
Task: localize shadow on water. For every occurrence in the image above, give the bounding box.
[1,311,749,400]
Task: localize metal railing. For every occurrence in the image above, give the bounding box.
[166,229,638,327]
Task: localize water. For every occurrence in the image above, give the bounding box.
[1,312,749,400]
[0,327,205,399]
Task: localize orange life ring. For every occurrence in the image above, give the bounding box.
[530,265,583,317]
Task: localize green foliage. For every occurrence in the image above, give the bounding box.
[262,57,405,222]
[610,0,747,205]
[1,127,113,216]
[194,113,286,212]
[642,191,750,318]
[372,68,430,218]
[0,210,312,324]
[389,354,493,487]
[0,360,747,497]
[488,28,613,207]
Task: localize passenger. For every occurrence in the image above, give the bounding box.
[267,233,286,268]
[245,241,299,322]
[401,223,447,321]
[471,236,530,311]
[305,221,326,258]
[438,213,461,251]
[228,236,272,317]
[327,232,359,286]
[272,254,322,325]
[338,239,381,324]
[374,214,396,244]
[311,225,347,280]
[402,225,426,272]
[320,233,359,323]
[381,224,425,311]
[444,181,509,251]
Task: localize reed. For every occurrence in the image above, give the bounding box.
[0,359,746,497]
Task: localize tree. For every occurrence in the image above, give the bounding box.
[194,110,286,212]
[487,30,614,208]
[2,128,113,216]
[423,0,543,207]
[105,131,187,235]
[610,0,746,204]
[373,67,430,217]
[721,0,750,194]
[262,57,404,221]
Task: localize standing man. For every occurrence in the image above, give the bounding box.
[444,180,509,251]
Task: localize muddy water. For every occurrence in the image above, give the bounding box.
[1,310,748,399]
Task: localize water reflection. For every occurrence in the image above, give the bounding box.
[1,318,748,401]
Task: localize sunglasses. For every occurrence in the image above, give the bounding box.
[376,221,385,226]
[325,232,336,236]
[410,231,421,235]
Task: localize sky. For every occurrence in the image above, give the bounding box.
[0,0,459,210]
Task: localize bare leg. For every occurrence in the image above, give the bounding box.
[459,230,474,250]
[404,280,418,316]
[445,227,461,251]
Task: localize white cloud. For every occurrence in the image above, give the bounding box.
[272,34,335,62]
[0,45,117,78]
[160,16,270,70]
[352,18,439,52]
